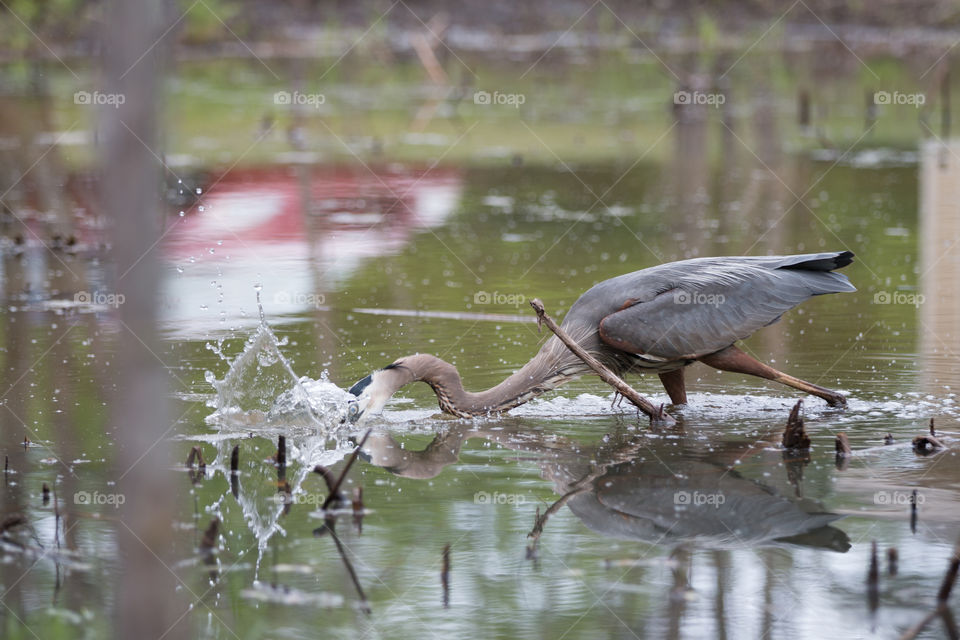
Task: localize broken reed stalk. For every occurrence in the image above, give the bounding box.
[931,417,936,437]
[352,487,364,515]
[277,436,286,468]
[835,433,852,471]
[911,490,919,534]
[42,483,50,505]
[441,544,451,608]
[868,540,880,614]
[529,299,674,425]
[200,518,219,552]
[229,445,240,498]
[320,430,372,511]
[781,400,810,450]
[352,487,364,533]
[836,433,852,456]
[888,548,899,577]
[186,446,206,469]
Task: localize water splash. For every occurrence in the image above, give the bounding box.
[204,290,353,431]
[196,289,360,574]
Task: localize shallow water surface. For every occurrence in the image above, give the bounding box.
[3,142,960,640]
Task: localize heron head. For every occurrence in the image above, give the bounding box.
[345,360,411,423]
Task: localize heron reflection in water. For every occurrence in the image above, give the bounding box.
[357,425,850,552]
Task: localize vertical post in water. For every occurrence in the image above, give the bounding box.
[942,64,951,142]
[101,0,183,637]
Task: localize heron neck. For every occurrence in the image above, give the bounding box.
[406,347,581,417]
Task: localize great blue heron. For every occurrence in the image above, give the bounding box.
[346,251,855,422]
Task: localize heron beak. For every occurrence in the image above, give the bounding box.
[345,400,363,423]
[345,364,405,423]
[345,373,375,423]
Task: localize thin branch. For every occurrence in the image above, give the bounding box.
[528,299,674,425]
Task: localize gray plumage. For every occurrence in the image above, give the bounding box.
[576,250,855,363]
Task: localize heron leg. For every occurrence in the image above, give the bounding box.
[658,369,687,405]
[698,345,846,407]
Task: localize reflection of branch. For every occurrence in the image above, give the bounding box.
[327,520,370,614]
[321,429,371,511]
[527,432,659,547]
[529,299,673,425]
[899,539,960,640]
[528,485,591,542]
[304,432,375,611]
[527,459,611,543]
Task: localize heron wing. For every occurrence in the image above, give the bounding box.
[597,257,855,361]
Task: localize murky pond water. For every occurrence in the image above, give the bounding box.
[3,57,960,639]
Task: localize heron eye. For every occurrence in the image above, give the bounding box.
[347,403,359,416]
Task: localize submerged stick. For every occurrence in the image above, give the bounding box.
[529,299,674,425]
[913,435,945,453]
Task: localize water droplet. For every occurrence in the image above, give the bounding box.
[253,283,262,292]
[195,187,202,195]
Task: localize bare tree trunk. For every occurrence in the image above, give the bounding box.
[101,0,184,637]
